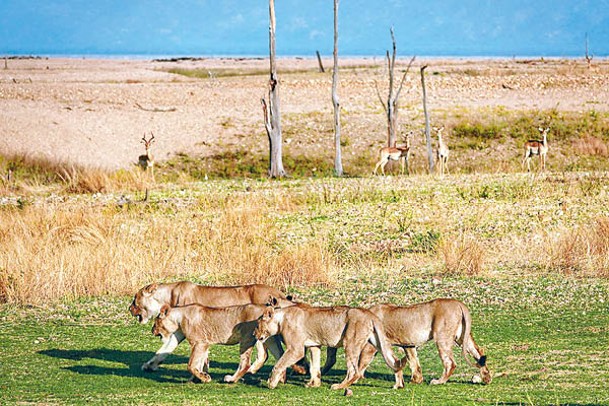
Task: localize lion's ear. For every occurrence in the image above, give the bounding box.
[143,283,158,296]
[266,295,279,307]
[159,304,170,319]
[263,306,275,320]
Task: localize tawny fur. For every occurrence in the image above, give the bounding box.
[138,132,155,180]
[255,304,403,390]
[522,127,549,172]
[322,298,492,387]
[152,303,281,383]
[129,281,298,373]
[374,132,412,176]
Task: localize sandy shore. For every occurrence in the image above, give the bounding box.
[1,56,607,169]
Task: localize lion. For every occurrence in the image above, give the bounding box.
[255,303,404,390]
[129,281,300,373]
[152,303,283,383]
[321,298,492,387]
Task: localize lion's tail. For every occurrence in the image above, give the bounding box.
[459,302,486,369]
[371,317,401,372]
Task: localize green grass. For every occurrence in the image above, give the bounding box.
[1,276,608,405]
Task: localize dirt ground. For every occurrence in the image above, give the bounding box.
[1,56,607,169]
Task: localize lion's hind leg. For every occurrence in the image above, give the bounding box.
[356,343,377,379]
[430,337,456,385]
[224,341,256,383]
[331,327,367,390]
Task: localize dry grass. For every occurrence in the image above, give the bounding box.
[0,196,333,304]
[439,233,486,276]
[543,218,609,276]
[573,136,608,157]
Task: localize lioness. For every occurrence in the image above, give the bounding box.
[152,303,280,383]
[129,281,297,372]
[255,304,404,390]
[322,298,492,387]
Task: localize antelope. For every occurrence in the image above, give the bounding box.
[435,127,449,175]
[374,132,412,176]
[522,127,549,172]
[138,132,155,180]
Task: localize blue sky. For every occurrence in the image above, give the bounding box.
[1,1,608,57]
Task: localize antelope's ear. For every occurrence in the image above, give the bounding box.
[143,283,158,295]
[159,304,170,319]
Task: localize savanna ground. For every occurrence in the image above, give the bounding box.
[1,57,609,405]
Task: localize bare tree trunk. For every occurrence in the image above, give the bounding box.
[332,0,343,176]
[262,0,286,178]
[316,50,325,73]
[375,28,415,148]
[420,65,434,173]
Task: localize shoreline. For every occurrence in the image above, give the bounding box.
[3,54,606,62]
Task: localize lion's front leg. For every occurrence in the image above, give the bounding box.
[404,347,423,384]
[248,340,269,375]
[188,342,212,383]
[268,346,305,389]
[305,347,322,388]
[143,330,185,371]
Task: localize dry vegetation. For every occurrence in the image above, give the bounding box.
[1,57,609,304]
[1,167,608,304]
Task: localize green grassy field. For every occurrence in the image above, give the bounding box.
[1,274,608,405]
[2,149,609,404]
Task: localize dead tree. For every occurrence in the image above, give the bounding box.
[316,50,325,73]
[332,0,343,176]
[375,28,416,148]
[261,0,286,178]
[420,65,434,173]
[585,32,593,68]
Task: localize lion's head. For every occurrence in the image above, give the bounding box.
[129,283,162,324]
[151,304,178,338]
[254,306,281,342]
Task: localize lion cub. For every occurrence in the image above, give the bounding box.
[152,303,282,383]
[333,298,492,387]
[255,303,404,390]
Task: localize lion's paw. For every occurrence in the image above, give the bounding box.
[141,362,158,372]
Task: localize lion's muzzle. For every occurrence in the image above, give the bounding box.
[129,302,145,323]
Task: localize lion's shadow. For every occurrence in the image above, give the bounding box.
[38,348,270,385]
